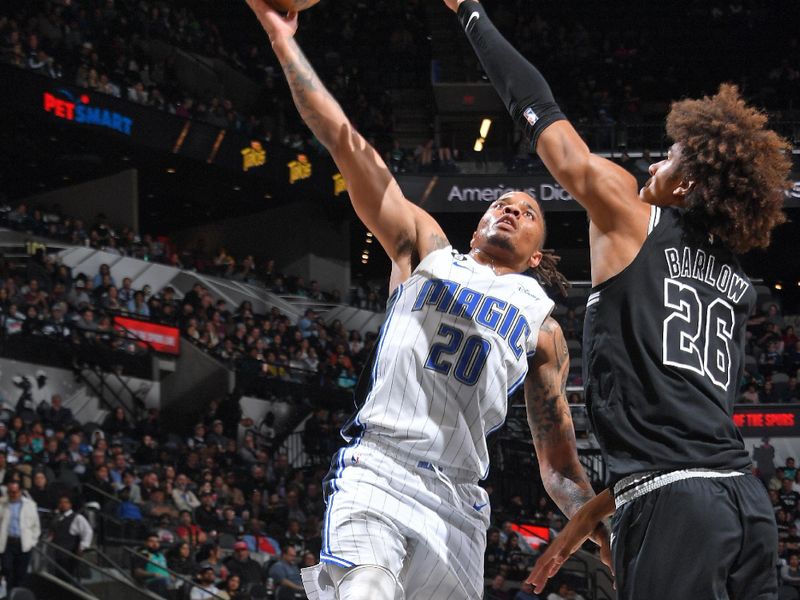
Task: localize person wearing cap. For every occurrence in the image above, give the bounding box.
[224,541,263,592]
[66,278,91,309]
[190,563,221,600]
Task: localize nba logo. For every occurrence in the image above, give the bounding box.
[524,107,539,126]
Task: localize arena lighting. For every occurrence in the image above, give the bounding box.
[480,118,492,138]
[166,167,176,174]
[775,283,783,290]
[474,138,484,152]
[366,232,373,237]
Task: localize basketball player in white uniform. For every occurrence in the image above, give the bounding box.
[245,2,611,598]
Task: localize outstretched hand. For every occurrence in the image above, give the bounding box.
[245,0,298,44]
[526,493,615,594]
[527,518,596,593]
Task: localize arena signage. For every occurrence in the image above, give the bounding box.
[397,175,639,212]
[733,404,800,437]
[43,89,133,136]
[113,316,180,355]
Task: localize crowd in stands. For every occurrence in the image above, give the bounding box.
[0,0,439,170]
[0,375,333,599]
[456,0,798,129]
[0,203,388,402]
[742,305,800,403]
[753,442,800,597]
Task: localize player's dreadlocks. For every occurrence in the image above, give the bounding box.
[531,249,570,297]
[666,84,791,253]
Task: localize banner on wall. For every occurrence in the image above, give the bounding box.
[113,316,180,355]
[734,404,800,438]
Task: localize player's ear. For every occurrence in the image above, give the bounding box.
[469,231,477,249]
[673,179,695,200]
[527,250,543,270]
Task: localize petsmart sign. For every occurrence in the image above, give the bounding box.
[43,88,133,136]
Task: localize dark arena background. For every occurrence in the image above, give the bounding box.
[0,0,798,598]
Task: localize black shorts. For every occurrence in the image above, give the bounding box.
[611,473,777,600]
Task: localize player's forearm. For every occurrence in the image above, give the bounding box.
[272,37,346,151]
[455,0,565,148]
[541,461,596,519]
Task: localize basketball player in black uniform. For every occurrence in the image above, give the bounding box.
[444,1,792,598]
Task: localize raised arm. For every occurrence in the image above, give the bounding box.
[247,1,447,281]
[445,0,648,238]
[525,318,611,563]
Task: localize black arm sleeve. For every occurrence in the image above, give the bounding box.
[457,0,566,150]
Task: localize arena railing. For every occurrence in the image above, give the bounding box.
[32,538,164,600]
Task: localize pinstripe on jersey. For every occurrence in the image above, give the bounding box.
[347,246,554,479]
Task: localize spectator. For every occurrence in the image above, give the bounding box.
[195,491,221,533]
[103,407,134,441]
[133,533,171,598]
[0,481,41,593]
[486,574,511,600]
[175,510,207,547]
[218,573,244,600]
[116,486,144,522]
[196,543,227,582]
[128,290,151,318]
[29,470,58,511]
[781,554,800,589]
[173,474,201,513]
[780,478,800,517]
[548,583,572,600]
[38,393,74,430]
[168,540,197,580]
[49,495,93,583]
[485,527,507,578]
[191,563,222,600]
[225,540,263,592]
[267,545,303,598]
[516,582,543,600]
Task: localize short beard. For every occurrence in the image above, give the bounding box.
[486,233,513,252]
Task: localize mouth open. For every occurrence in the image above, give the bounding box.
[496,217,516,231]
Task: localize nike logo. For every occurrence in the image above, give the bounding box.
[472,502,488,512]
[452,261,473,272]
[466,11,480,30]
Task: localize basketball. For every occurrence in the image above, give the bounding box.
[265,0,321,12]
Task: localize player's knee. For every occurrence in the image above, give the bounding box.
[334,564,403,600]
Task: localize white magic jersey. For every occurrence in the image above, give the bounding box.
[349,246,554,479]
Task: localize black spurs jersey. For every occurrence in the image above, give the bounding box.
[584,206,753,486]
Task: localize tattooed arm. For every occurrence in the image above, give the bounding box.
[246,0,448,280]
[525,317,611,572]
[525,317,594,518]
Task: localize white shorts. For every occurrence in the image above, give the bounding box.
[302,438,490,600]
